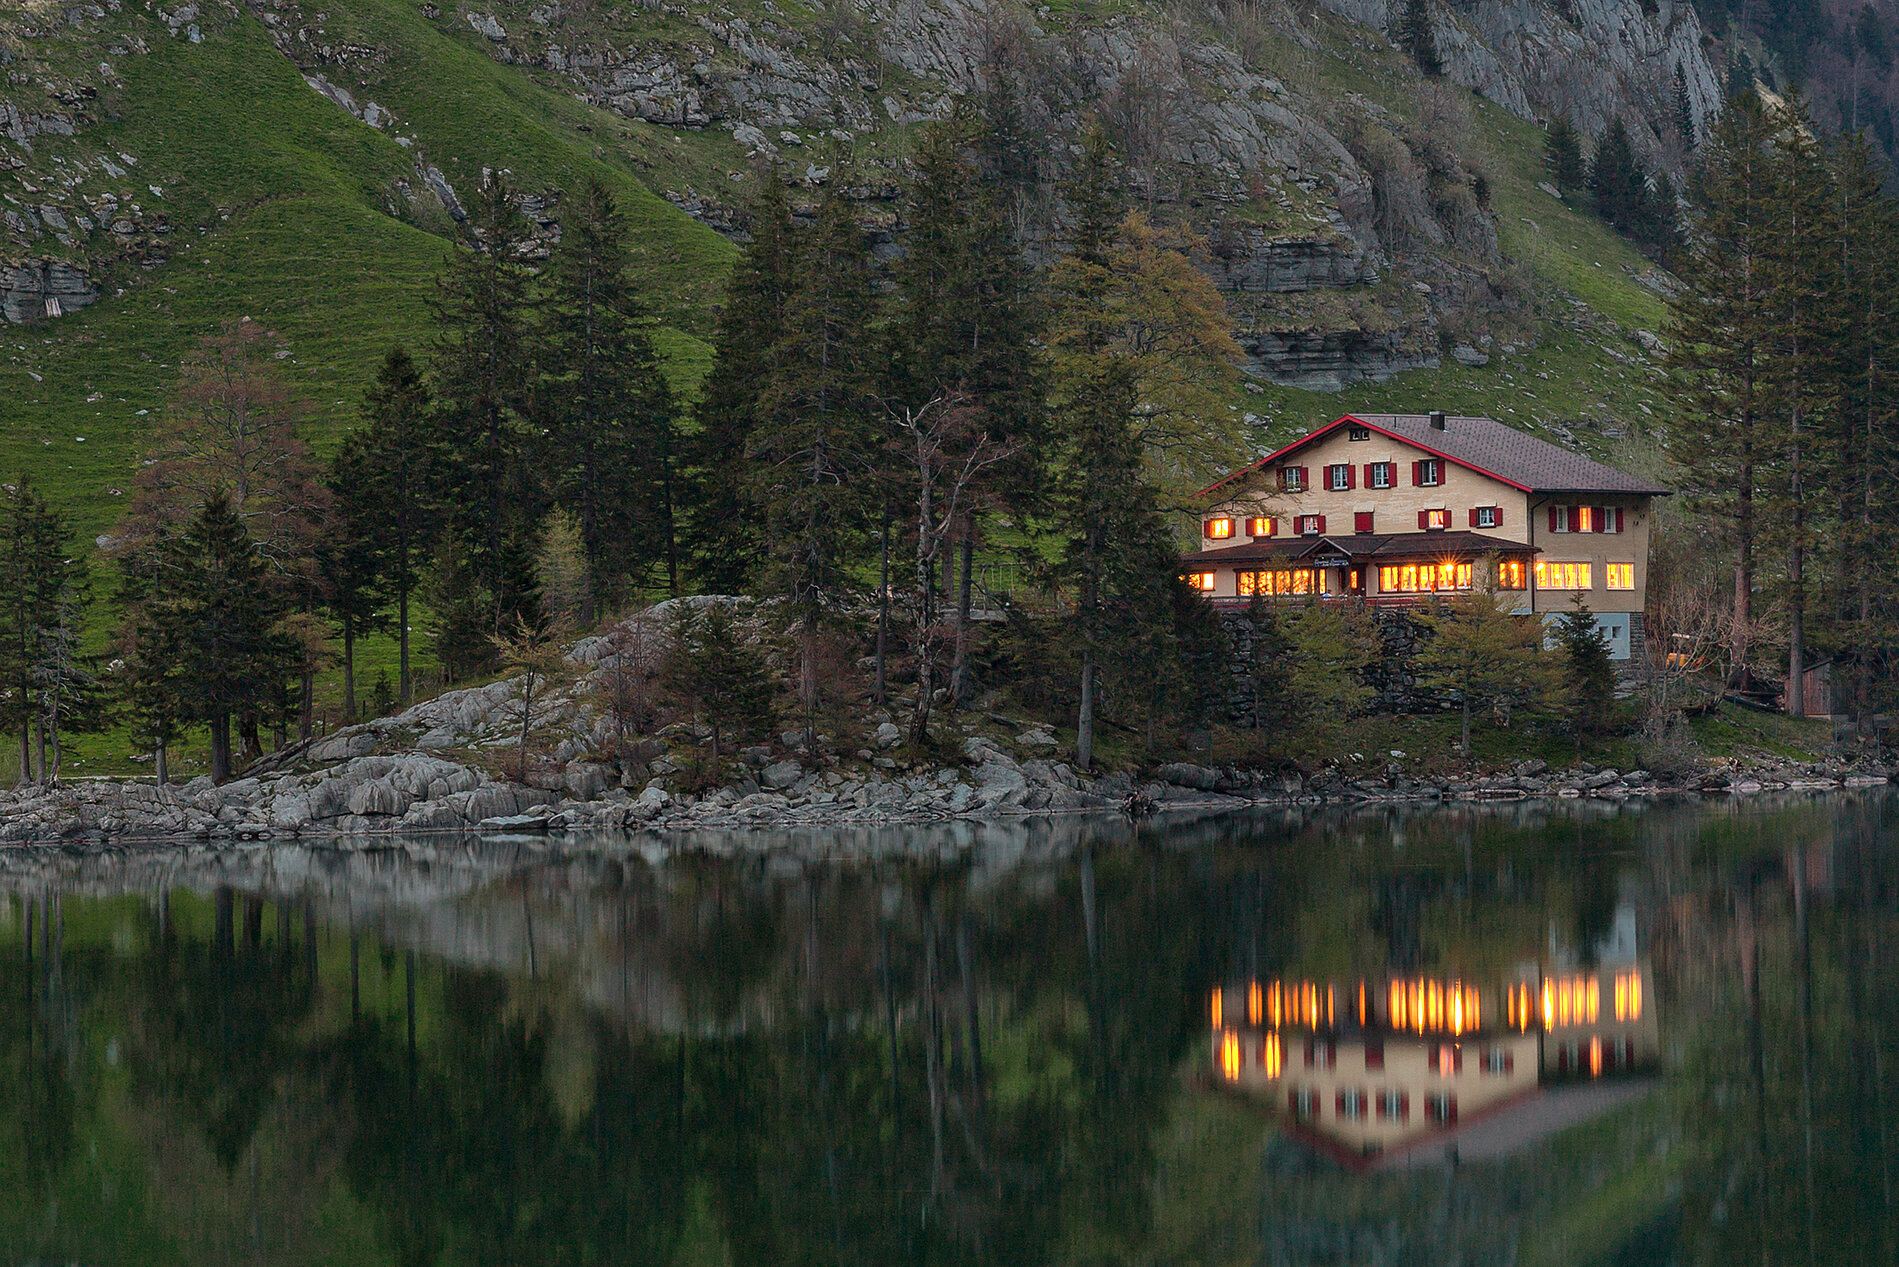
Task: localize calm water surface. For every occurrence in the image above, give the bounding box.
[3,795,1896,1265]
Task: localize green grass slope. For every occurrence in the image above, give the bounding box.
[0,2,731,544]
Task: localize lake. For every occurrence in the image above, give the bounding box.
[2,794,1894,1265]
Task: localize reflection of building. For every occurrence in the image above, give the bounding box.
[1209,963,1658,1166]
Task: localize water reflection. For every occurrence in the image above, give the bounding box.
[1,793,1895,1265]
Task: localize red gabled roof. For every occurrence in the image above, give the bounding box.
[1199,413,1669,500]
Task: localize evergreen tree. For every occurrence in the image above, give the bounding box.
[1238,595,1296,733]
[663,602,774,762]
[129,493,293,781]
[335,346,441,703]
[429,175,543,673]
[318,455,386,725]
[0,478,84,784]
[1589,119,1645,231]
[1664,92,1784,683]
[1553,598,1617,748]
[749,181,884,718]
[682,179,796,593]
[536,180,680,619]
[1285,603,1379,730]
[1674,62,1698,150]
[1398,0,1442,77]
[1414,589,1554,759]
[1545,117,1587,193]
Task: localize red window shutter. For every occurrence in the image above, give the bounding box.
[1615,507,1624,533]
[1412,460,1423,486]
[1304,1039,1315,1068]
[1595,506,1608,533]
[1446,1097,1458,1123]
[1299,466,1309,488]
[1315,515,1326,534]
[1492,505,1503,528]
[1346,464,1357,489]
[1468,507,1478,527]
[1355,511,1374,534]
[1549,506,1560,532]
[1363,463,1376,488]
[1365,1042,1384,1070]
[1418,510,1430,530]
[1288,1089,1300,1111]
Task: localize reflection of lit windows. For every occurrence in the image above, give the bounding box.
[1220,1030,1241,1081]
[1304,1039,1337,1070]
[1204,517,1234,540]
[1336,1090,1368,1121]
[1606,562,1635,590]
[1497,559,1527,590]
[1260,1032,1284,1077]
[1248,980,1263,1026]
[1535,560,1592,590]
[1429,1043,1462,1076]
[1376,1089,1408,1121]
[1589,1036,1603,1078]
[1613,972,1643,1021]
[1210,988,1224,1029]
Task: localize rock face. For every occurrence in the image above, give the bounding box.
[0,257,97,323]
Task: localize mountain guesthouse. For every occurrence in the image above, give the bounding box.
[1181,412,1669,661]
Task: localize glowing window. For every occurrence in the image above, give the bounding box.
[1401,564,1419,591]
[1535,561,1592,590]
[1204,517,1234,540]
[1187,572,1217,592]
[1247,516,1275,537]
[1296,515,1323,536]
[1425,508,1449,530]
[1606,562,1635,590]
[1497,559,1527,590]
[1418,564,1438,591]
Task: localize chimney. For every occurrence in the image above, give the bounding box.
[1429,410,1447,431]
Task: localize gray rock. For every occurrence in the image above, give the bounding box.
[347,780,410,817]
[1157,763,1220,791]
[1451,344,1490,368]
[761,759,804,790]
[476,813,547,832]
[873,722,904,749]
[562,760,612,801]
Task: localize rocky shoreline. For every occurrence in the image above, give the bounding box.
[2,737,1886,847]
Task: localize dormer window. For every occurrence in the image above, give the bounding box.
[1348,426,1371,441]
[1246,516,1275,538]
[1204,517,1234,540]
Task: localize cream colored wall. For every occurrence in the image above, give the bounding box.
[1198,427,1654,615]
[1206,428,1532,545]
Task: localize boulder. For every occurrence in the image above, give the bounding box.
[873,722,904,749]
[563,760,612,801]
[347,780,410,817]
[761,759,804,790]
[1157,763,1220,791]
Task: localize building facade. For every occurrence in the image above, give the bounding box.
[1180,412,1670,660]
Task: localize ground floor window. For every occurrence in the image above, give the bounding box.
[1240,568,1336,597]
[1186,572,1216,591]
[1378,562,1472,593]
[1497,559,1527,590]
[1605,562,1635,590]
[1536,560,1592,590]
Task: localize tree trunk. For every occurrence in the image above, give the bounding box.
[950,527,975,707]
[46,707,60,786]
[1077,653,1096,771]
[16,724,28,787]
[300,669,314,741]
[240,709,262,763]
[343,618,357,724]
[154,740,168,788]
[210,712,232,783]
[518,670,535,783]
[34,715,46,786]
[398,551,412,702]
[874,509,890,705]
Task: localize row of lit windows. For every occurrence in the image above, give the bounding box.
[1203,504,1502,540]
[1378,562,1476,594]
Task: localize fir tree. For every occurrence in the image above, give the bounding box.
[682,178,796,593]
[1398,0,1442,77]
[31,582,105,786]
[663,602,774,762]
[129,493,293,781]
[1415,589,1553,759]
[1544,117,1587,193]
[429,175,543,672]
[1553,597,1617,748]
[536,180,680,619]
[749,181,884,719]
[0,477,82,783]
[318,453,386,725]
[1239,595,1296,733]
[336,346,441,703]
[1674,62,1698,150]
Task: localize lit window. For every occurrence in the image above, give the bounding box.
[1418,459,1441,487]
[1535,561,1592,589]
[1238,571,1262,597]
[1297,515,1322,535]
[1606,562,1635,590]
[1204,517,1234,540]
[1187,572,1216,592]
[1326,463,1352,490]
[1418,564,1438,591]
[1453,563,1473,590]
[1370,462,1394,489]
[1497,560,1527,590]
[1425,508,1448,530]
[1247,516,1275,538]
[1474,506,1499,528]
[1401,564,1418,591]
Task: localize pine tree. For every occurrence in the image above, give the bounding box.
[337,346,441,702]
[0,477,82,784]
[1239,595,1296,732]
[749,181,884,719]
[31,582,105,787]
[1553,598,1617,748]
[682,178,797,593]
[130,493,293,781]
[318,454,386,725]
[536,179,680,619]
[1663,92,1784,683]
[663,602,774,762]
[429,175,543,672]
[1544,117,1586,193]
[1398,0,1442,77]
[1674,62,1698,150]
